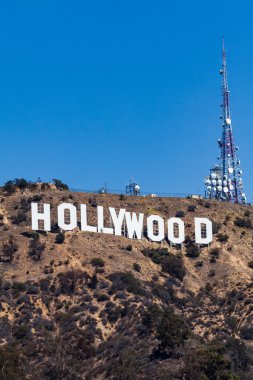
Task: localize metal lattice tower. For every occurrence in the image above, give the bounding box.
[204,39,246,204]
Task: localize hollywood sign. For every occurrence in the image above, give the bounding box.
[31,203,213,245]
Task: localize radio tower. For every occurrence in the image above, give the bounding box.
[204,39,246,204]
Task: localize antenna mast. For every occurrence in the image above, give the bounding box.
[204,39,246,204]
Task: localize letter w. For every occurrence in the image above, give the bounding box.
[125,212,144,240]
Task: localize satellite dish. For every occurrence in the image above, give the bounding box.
[207,186,212,191]
[217,185,222,192]
[223,180,227,186]
[242,192,246,197]
[211,173,217,179]
[238,170,243,175]
[223,187,229,193]
[228,167,233,174]
[229,185,234,191]
[211,180,217,186]
[205,179,211,185]
[226,118,231,125]
[134,185,140,191]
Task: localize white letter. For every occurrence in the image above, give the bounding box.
[195,218,212,244]
[125,212,143,240]
[97,206,113,234]
[80,204,97,232]
[58,203,77,231]
[168,217,185,244]
[31,203,51,231]
[109,207,125,236]
[147,215,165,242]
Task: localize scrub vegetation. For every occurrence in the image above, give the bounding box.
[0,182,253,379]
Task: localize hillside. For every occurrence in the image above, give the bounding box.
[0,185,253,379]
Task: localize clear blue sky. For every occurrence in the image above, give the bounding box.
[1,1,253,198]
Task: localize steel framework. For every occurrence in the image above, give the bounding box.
[204,40,246,204]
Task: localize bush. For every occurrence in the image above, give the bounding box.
[209,247,220,258]
[212,221,221,234]
[217,233,229,242]
[0,345,25,379]
[108,272,144,295]
[161,253,186,281]
[240,325,253,340]
[186,244,199,258]
[96,293,110,302]
[125,244,132,252]
[32,194,43,202]
[55,231,65,244]
[91,258,105,268]
[244,210,251,217]
[181,343,238,380]
[28,235,45,261]
[188,205,197,212]
[13,325,30,340]
[133,262,141,272]
[226,337,252,371]
[89,273,98,289]
[141,247,169,264]
[156,307,190,353]
[58,269,87,294]
[175,210,186,217]
[0,236,18,262]
[234,217,253,229]
[52,179,69,190]
[12,211,27,225]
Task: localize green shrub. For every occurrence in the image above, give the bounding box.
[209,247,220,258]
[13,325,30,340]
[186,244,199,258]
[212,221,221,234]
[28,235,45,261]
[52,178,69,190]
[161,253,186,281]
[188,205,197,212]
[12,211,27,225]
[181,343,238,380]
[217,233,229,242]
[234,217,253,229]
[175,210,186,217]
[55,231,65,244]
[96,293,110,302]
[240,325,253,340]
[0,345,25,379]
[141,247,169,264]
[91,257,105,267]
[156,308,190,353]
[226,337,252,371]
[0,236,18,262]
[133,262,141,272]
[108,272,144,295]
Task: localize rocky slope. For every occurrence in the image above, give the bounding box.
[0,185,253,379]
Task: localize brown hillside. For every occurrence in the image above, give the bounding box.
[0,187,253,379]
